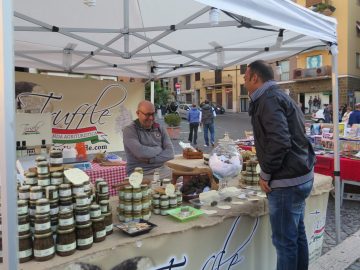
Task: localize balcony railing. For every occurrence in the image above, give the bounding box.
[293,65,331,80]
[201,77,233,87]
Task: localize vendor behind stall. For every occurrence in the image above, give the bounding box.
[122,100,174,178]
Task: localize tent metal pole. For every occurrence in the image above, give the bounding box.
[1,0,18,268]
[151,80,155,104]
[330,44,341,244]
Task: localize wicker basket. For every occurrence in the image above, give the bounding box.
[182,148,203,159]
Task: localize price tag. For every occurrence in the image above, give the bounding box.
[129,172,143,188]
[165,184,175,196]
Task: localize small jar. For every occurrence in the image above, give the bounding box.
[124,211,133,223]
[29,200,37,218]
[17,200,28,215]
[123,200,132,212]
[95,178,106,190]
[18,185,31,200]
[132,188,142,200]
[162,178,171,186]
[160,206,169,216]
[49,150,63,167]
[30,186,43,200]
[142,209,151,221]
[118,201,124,211]
[35,155,47,163]
[25,172,37,186]
[83,180,91,192]
[72,183,84,196]
[75,206,90,225]
[118,212,125,222]
[59,183,72,198]
[18,214,30,236]
[134,167,143,174]
[37,173,51,187]
[36,198,50,214]
[132,200,142,212]
[96,193,109,204]
[45,186,58,200]
[152,205,160,215]
[133,211,141,222]
[33,231,55,261]
[90,204,102,219]
[98,182,108,194]
[123,185,133,200]
[91,216,106,243]
[103,212,113,235]
[176,190,183,206]
[18,233,33,263]
[34,214,51,234]
[141,184,149,197]
[56,227,76,256]
[59,196,73,211]
[58,209,74,230]
[142,197,150,210]
[169,195,177,208]
[152,193,160,206]
[160,195,169,207]
[37,161,49,175]
[99,200,110,213]
[76,192,89,207]
[50,171,63,186]
[76,221,93,250]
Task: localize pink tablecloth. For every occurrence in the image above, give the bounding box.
[85,162,127,196]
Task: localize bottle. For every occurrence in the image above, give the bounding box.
[21,141,27,157]
[16,141,22,158]
[40,140,47,155]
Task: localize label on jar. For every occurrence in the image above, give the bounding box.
[96,229,106,238]
[77,236,93,246]
[100,186,109,194]
[124,203,132,211]
[30,192,42,200]
[38,178,50,186]
[76,213,90,222]
[34,246,55,257]
[59,204,73,211]
[90,209,101,218]
[133,192,142,200]
[59,189,71,197]
[100,205,108,213]
[18,249,32,259]
[19,192,30,200]
[50,206,59,215]
[124,192,132,200]
[37,166,49,174]
[133,204,142,211]
[35,222,51,231]
[17,205,28,215]
[46,190,58,200]
[37,205,50,213]
[56,242,76,252]
[18,223,30,232]
[72,187,84,195]
[50,157,63,164]
[25,177,37,185]
[106,224,113,232]
[129,172,142,188]
[142,201,150,209]
[165,184,175,196]
[59,217,74,226]
[51,178,63,185]
[76,197,89,206]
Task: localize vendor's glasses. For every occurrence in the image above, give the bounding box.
[138,110,155,118]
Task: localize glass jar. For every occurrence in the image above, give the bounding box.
[29,200,37,218]
[59,183,72,198]
[36,198,50,214]
[176,190,183,206]
[17,200,28,215]
[132,187,142,200]
[35,155,47,163]
[132,200,142,212]
[123,185,133,200]
[45,185,58,200]
[91,216,106,242]
[123,200,132,212]
[30,186,43,200]
[75,206,90,225]
[34,214,51,234]
[152,193,160,206]
[95,178,106,191]
[124,211,133,223]
[37,161,49,175]
[160,195,169,207]
[152,205,160,215]
[90,204,101,219]
[99,200,110,213]
[18,185,31,200]
[103,212,113,235]
[98,182,108,194]
[76,221,93,250]
[96,193,109,204]
[18,232,33,263]
[58,209,74,230]
[72,183,84,196]
[18,214,30,236]
[50,217,58,233]
[141,184,149,197]
[83,180,91,192]
[133,211,141,222]
[141,197,150,210]
[56,227,76,256]
[50,172,63,186]
[142,209,151,221]
[59,196,73,211]
[160,206,169,216]
[33,231,55,261]
[118,188,125,200]
[25,172,37,186]
[49,150,63,167]
[169,195,177,208]
[76,192,89,207]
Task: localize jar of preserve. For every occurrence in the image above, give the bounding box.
[118,211,125,222]
[118,189,125,200]
[176,190,183,206]
[132,200,142,212]
[75,206,90,225]
[18,214,30,236]
[30,186,43,200]
[133,211,141,222]
[56,227,76,256]
[123,200,132,212]
[134,167,143,174]
[142,209,151,221]
[123,185,132,200]
[141,184,149,197]
[95,178,106,190]
[72,183,84,196]
[18,185,31,200]
[45,185,58,200]
[76,221,93,250]
[49,199,59,217]
[34,214,51,234]
[160,195,169,207]
[152,193,160,206]
[49,150,63,167]
[118,201,124,211]
[35,155,47,163]
[59,197,73,212]
[169,195,177,208]
[18,233,33,263]
[29,200,37,218]
[59,183,72,198]
[75,192,89,207]
[124,211,133,223]
[99,200,110,213]
[83,180,91,192]
[37,161,49,175]
[17,200,28,215]
[103,212,113,235]
[50,172,63,186]
[98,182,108,194]
[36,198,50,214]
[25,172,37,186]
[33,231,55,261]
[160,206,169,216]
[91,216,106,242]
[162,178,171,186]
[90,204,101,219]
[58,209,74,230]
[96,193,109,204]
[37,173,50,187]
[152,205,160,215]
[132,188,142,200]
[142,197,150,210]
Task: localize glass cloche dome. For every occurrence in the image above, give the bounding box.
[209,133,243,189]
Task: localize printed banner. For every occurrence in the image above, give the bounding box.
[52,127,109,144]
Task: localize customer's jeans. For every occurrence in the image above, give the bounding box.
[188,122,199,144]
[203,123,215,146]
[268,179,313,270]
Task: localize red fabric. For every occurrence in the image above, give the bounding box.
[85,162,127,196]
[314,155,360,181]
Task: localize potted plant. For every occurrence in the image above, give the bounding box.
[314,3,336,16]
[164,113,181,139]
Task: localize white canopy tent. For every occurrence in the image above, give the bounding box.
[1,0,339,268]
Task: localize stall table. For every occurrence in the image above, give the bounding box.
[85,162,127,196]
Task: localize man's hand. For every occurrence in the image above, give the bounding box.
[259,178,271,193]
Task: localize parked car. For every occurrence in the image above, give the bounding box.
[177,103,192,119]
[312,109,325,123]
[200,102,225,114]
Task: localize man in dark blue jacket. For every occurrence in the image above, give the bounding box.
[187,104,201,145]
[245,60,316,270]
[348,103,360,127]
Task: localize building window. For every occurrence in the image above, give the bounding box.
[279,60,290,81]
[240,84,247,95]
[215,70,222,84]
[195,72,200,81]
[356,53,360,69]
[306,55,322,68]
[186,74,191,90]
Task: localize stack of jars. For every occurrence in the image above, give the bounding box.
[17,199,33,263]
[118,183,151,222]
[56,208,76,256]
[151,190,183,216]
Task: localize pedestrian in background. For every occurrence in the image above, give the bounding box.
[201,100,216,147]
[348,103,360,127]
[187,104,201,145]
[245,60,315,270]
[342,106,353,126]
[323,104,331,123]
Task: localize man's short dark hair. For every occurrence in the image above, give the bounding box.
[204,100,209,104]
[248,60,274,82]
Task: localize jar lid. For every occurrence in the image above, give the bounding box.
[45,185,57,190]
[141,184,148,189]
[99,200,109,205]
[49,199,59,204]
[160,195,169,199]
[73,182,84,187]
[76,192,87,198]
[59,183,71,189]
[38,173,50,178]
[60,196,72,202]
[51,172,63,177]
[59,208,72,215]
[35,213,50,219]
[18,233,32,239]
[35,156,47,162]
[103,212,111,217]
[18,185,31,191]
[57,227,75,234]
[17,199,28,205]
[34,231,53,238]
[30,186,42,191]
[25,172,37,177]
[124,185,132,190]
[90,204,100,210]
[36,198,49,205]
[37,161,48,166]
[76,221,92,228]
[153,193,160,198]
[91,216,104,222]
[75,205,90,211]
[50,150,62,155]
